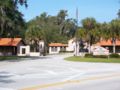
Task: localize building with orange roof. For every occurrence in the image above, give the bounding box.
[0,38,26,56]
[49,43,68,54]
[49,43,68,47]
[96,39,120,53]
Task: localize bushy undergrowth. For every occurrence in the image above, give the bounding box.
[85,53,120,58]
[109,53,120,58]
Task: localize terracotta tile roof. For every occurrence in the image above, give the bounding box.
[96,39,120,46]
[49,43,68,47]
[0,38,22,46]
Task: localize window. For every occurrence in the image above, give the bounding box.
[55,47,57,52]
[51,47,57,52]
[22,48,26,54]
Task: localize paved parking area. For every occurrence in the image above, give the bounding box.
[0,54,120,90]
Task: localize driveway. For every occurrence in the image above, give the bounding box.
[0,53,120,90]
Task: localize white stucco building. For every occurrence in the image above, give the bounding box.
[48,38,81,55]
[49,43,68,54]
[66,39,76,52]
[19,40,45,56]
[0,38,26,56]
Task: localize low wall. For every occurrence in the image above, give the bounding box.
[29,52,40,56]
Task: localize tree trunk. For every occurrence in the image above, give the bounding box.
[75,40,79,56]
[34,47,36,52]
[113,42,116,53]
[88,43,91,54]
[42,41,47,56]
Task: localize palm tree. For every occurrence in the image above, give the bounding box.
[76,28,86,40]
[109,19,120,53]
[81,17,98,53]
[57,10,68,35]
[25,25,44,52]
[63,19,76,37]
[100,22,111,40]
[101,20,120,53]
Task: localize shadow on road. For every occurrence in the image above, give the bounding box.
[0,71,15,84]
[0,56,52,62]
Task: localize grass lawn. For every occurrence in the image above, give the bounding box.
[65,56,120,63]
[0,56,29,61]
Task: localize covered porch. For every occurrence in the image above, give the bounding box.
[0,46,17,56]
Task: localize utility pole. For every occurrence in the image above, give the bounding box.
[75,7,79,56]
[117,9,120,19]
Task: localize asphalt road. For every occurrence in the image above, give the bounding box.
[0,54,120,90]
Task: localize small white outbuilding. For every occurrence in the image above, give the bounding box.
[49,43,68,54]
[19,40,45,56]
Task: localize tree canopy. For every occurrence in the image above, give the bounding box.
[0,0,26,38]
[1,0,120,54]
[26,10,77,45]
[76,17,120,53]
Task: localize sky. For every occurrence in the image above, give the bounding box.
[19,0,120,24]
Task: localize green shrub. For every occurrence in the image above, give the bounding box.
[93,55,108,58]
[0,56,29,60]
[85,53,93,58]
[85,54,108,58]
[109,53,120,58]
[85,53,120,58]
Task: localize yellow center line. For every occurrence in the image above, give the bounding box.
[20,73,120,90]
